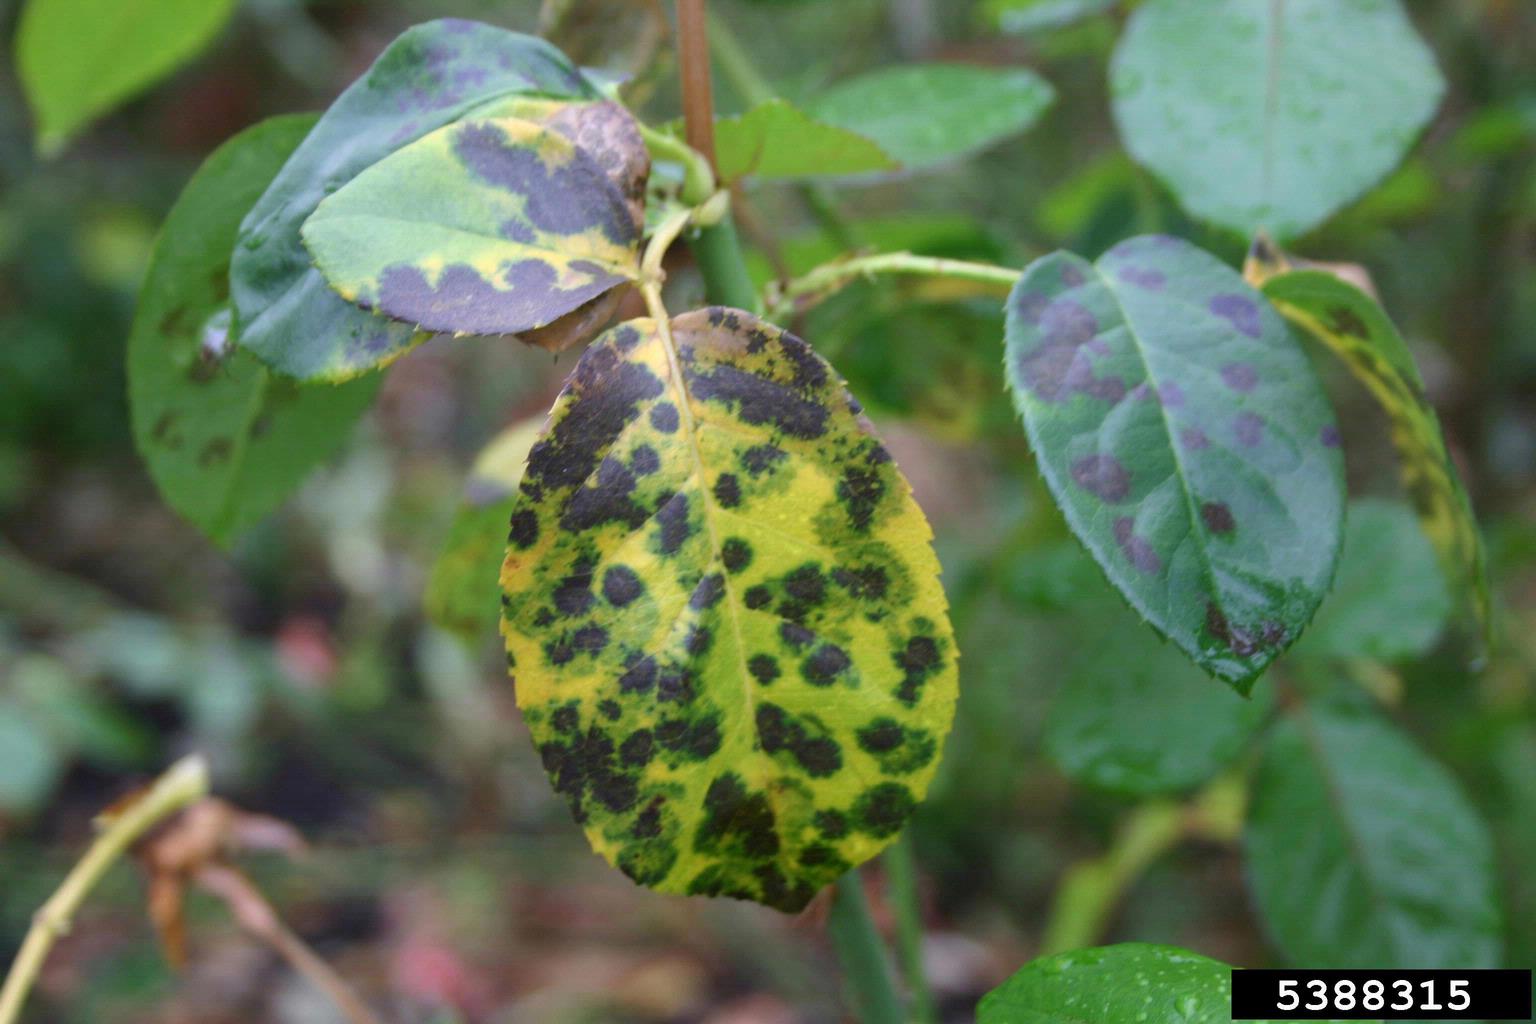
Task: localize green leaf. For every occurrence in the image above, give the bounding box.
[980,943,1362,1023]
[128,115,379,546]
[426,418,543,643]
[1246,256,1490,655]
[712,99,897,182]
[1246,693,1503,969]
[1292,499,1452,662]
[11,655,155,766]
[0,699,64,813]
[16,0,237,154]
[231,20,601,381]
[1046,601,1273,795]
[1003,235,1345,687]
[302,116,641,338]
[500,308,958,911]
[807,63,1054,171]
[1110,0,1444,239]
[983,0,1118,36]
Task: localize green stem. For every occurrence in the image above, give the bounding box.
[775,251,1020,316]
[636,122,716,206]
[0,756,210,1024]
[829,872,905,1024]
[675,0,762,315]
[1039,801,1183,956]
[884,835,936,1024]
[1037,773,1246,956]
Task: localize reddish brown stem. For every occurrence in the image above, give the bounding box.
[676,0,717,170]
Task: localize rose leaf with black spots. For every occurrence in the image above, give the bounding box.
[500,309,957,911]
[1004,235,1345,687]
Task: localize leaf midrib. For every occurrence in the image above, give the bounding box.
[1096,270,1228,650]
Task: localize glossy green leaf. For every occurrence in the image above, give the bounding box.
[980,943,1360,1024]
[1111,0,1443,238]
[1246,254,1490,654]
[807,63,1054,171]
[983,0,1118,35]
[16,0,236,154]
[500,308,957,910]
[1046,601,1273,795]
[302,116,641,338]
[128,115,378,547]
[426,418,542,643]
[712,99,897,182]
[232,20,600,381]
[1246,693,1503,969]
[1004,235,1345,687]
[1292,499,1452,662]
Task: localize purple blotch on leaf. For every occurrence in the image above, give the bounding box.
[1209,293,1263,339]
[1117,265,1165,290]
[1320,424,1342,447]
[1234,412,1265,447]
[1220,363,1259,392]
[1113,517,1162,574]
[1070,454,1131,502]
[1200,501,1236,534]
[1206,604,1287,657]
[1179,426,1209,450]
[1015,299,1126,405]
[451,122,636,245]
[374,259,619,335]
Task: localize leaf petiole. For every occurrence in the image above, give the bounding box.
[637,121,717,206]
[771,251,1021,318]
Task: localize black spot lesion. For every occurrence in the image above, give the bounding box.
[552,556,597,616]
[693,772,778,859]
[740,444,787,476]
[756,702,843,778]
[855,717,937,775]
[197,438,233,468]
[836,462,889,534]
[653,492,694,555]
[526,340,664,490]
[747,653,780,684]
[801,643,851,687]
[832,564,889,602]
[712,473,742,508]
[654,709,721,760]
[688,572,727,610]
[852,782,915,838]
[894,630,943,706]
[538,725,641,821]
[721,538,753,573]
[602,565,645,606]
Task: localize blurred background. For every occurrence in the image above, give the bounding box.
[1,1,1534,1021]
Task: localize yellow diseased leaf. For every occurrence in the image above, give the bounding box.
[1245,242,1490,656]
[500,308,958,910]
[301,117,641,338]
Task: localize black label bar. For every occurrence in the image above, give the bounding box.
[1231,969,1532,1020]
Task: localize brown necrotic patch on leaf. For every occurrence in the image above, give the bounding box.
[500,309,957,912]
